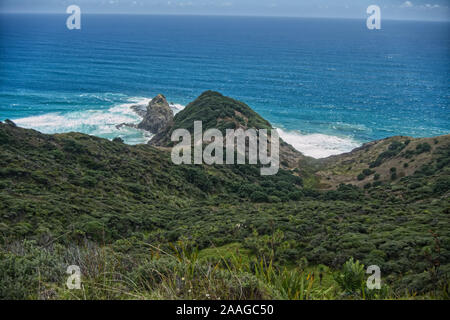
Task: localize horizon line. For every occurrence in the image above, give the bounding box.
[0,11,449,23]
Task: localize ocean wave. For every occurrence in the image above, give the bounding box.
[13,97,147,144]
[12,96,186,145]
[109,97,152,115]
[331,122,370,133]
[170,103,185,114]
[276,128,361,159]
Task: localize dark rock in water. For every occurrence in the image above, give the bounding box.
[116,123,137,130]
[137,94,173,134]
[4,119,17,127]
[130,104,147,118]
[113,137,124,143]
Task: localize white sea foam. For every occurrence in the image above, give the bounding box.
[276,128,361,159]
[12,96,186,145]
[109,97,152,115]
[13,97,146,144]
[170,103,185,114]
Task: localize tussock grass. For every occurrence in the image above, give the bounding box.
[1,238,447,300]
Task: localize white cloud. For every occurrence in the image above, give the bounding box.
[400,1,413,8]
[399,2,443,10]
[423,4,440,9]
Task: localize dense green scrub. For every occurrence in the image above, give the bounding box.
[0,117,449,299]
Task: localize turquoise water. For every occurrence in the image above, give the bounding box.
[0,14,449,157]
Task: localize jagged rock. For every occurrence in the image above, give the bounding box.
[137,94,173,133]
[116,123,137,130]
[113,137,124,143]
[4,119,16,127]
[130,105,147,118]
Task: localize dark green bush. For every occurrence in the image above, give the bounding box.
[415,143,431,155]
[370,141,405,168]
[433,176,450,195]
[250,191,268,203]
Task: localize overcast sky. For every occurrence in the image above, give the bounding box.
[1,0,449,21]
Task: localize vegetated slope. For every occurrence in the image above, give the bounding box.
[151,91,449,190]
[316,134,450,190]
[0,121,303,242]
[150,90,272,146]
[0,92,449,299]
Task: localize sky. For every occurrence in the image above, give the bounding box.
[0,0,449,21]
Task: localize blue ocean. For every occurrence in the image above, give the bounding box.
[0,14,449,158]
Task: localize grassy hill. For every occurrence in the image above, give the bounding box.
[0,92,449,300]
[317,134,450,190]
[150,91,272,146]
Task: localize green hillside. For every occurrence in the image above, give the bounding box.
[150,90,315,173]
[0,92,449,300]
[150,91,272,146]
[317,135,450,190]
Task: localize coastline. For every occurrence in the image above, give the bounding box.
[9,96,450,159]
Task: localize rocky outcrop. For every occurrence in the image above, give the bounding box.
[4,119,16,127]
[130,105,147,118]
[137,94,173,133]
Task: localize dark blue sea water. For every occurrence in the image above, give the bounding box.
[0,14,449,157]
